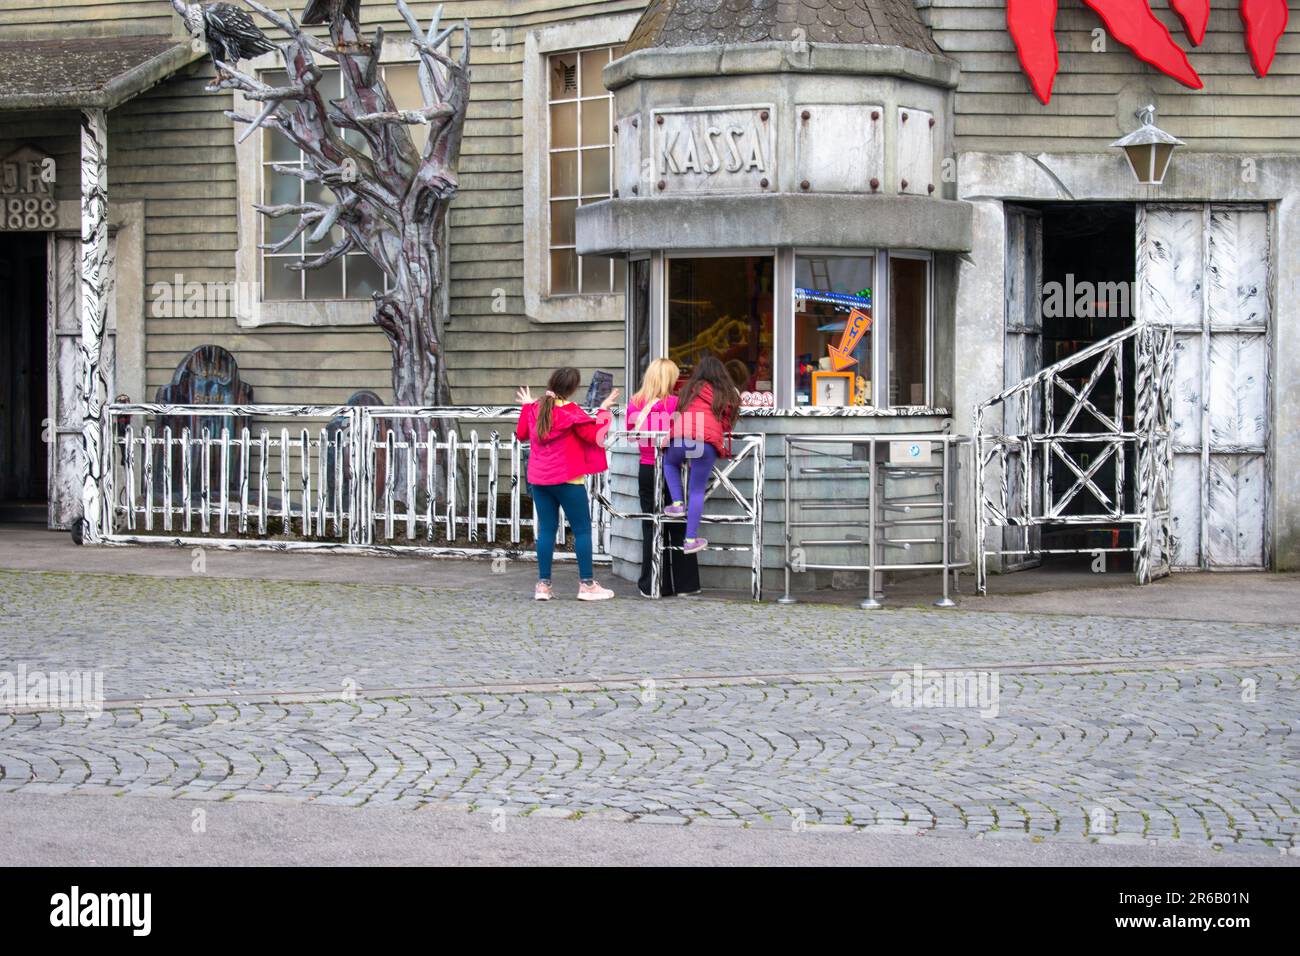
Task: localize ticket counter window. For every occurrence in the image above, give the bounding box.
[795,255,874,407]
[666,256,774,399]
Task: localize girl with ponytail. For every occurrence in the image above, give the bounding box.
[515,367,620,601]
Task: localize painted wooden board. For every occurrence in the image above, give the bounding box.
[1207,207,1269,329]
[1205,454,1266,567]
[1138,206,1202,328]
[896,107,934,197]
[793,104,883,194]
[1144,203,1270,570]
[50,233,116,530]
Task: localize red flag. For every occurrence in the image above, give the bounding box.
[1241,0,1289,76]
[1007,0,1060,104]
[1080,0,1203,89]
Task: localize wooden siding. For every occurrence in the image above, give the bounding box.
[1,0,642,407]
[925,0,1300,152]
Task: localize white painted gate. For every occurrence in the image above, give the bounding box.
[1137,204,1270,569]
[48,233,116,529]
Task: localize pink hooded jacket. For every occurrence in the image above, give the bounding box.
[515,401,612,485]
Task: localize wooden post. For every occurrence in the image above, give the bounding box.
[78,107,110,543]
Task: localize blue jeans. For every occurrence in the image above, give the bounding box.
[532,482,593,581]
[664,440,718,540]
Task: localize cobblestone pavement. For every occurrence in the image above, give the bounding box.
[1,569,1297,854]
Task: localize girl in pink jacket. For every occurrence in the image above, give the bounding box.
[516,366,619,601]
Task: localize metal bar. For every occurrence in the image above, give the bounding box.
[162,426,173,533]
[487,432,499,543]
[259,429,269,536]
[317,427,328,537]
[300,428,311,538]
[467,430,479,543]
[280,427,290,536]
[123,424,136,531]
[219,427,230,535]
[510,437,521,545]
[446,429,458,541]
[200,427,211,534]
[239,427,250,534]
[383,429,395,541]
[141,425,154,531]
[405,430,417,541]
[182,426,192,533]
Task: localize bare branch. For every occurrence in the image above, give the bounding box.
[254,201,328,218]
[287,235,354,271]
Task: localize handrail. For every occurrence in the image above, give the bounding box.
[975,322,1143,415]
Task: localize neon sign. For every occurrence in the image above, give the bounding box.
[1007,0,1288,103]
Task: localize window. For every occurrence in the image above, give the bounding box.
[259,65,423,302]
[546,47,621,296]
[889,255,930,406]
[666,256,774,395]
[795,255,875,407]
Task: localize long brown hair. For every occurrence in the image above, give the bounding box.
[677,354,740,425]
[535,366,581,440]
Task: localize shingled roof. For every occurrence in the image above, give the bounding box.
[622,0,943,56]
[0,35,202,111]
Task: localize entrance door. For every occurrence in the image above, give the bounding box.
[1002,206,1043,566]
[0,233,49,521]
[48,233,117,529]
[1138,204,1270,569]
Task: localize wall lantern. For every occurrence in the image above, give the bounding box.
[1110,105,1184,186]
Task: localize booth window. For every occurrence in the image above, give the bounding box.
[889,255,930,406]
[260,65,422,302]
[795,255,875,407]
[666,256,774,395]
[547,47,621,296]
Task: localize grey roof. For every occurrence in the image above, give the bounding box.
[623,0,943,56]
[0,35,203,111]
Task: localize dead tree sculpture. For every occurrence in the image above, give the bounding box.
[209,0,469,409]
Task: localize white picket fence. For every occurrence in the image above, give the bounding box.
[101,403,613,562]
[99,405,766,598]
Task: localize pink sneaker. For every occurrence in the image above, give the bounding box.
[534,581,553,601]
[577,580,615,601]
[682,537,707,554]
[663,503,685,517]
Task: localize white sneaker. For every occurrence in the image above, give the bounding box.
[577,580,615,601]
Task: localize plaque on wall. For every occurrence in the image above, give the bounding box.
[651,105,775,194]
[0,145,58,231]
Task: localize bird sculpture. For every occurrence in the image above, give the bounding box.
[171,0,277,68]
[301,0,361,28]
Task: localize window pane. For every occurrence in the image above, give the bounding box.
[549,150,577,197]
[580,256,610,294]
[549,53,578,99]
[304,257,344,299]
[667,256,774,398]
[549,101,578,149]
[551,249,578,294]
[629,259,650,382]
[262,171,301,247]
[385,63,428,153]
[549,199,576,246]
[263,258,300,301]
[794,255,874,407]
[580,98,610,146]
[889,256,929,406]
[579,48,609,97]
[264,127,299,163]
[580,151,610,196]
[347,254,385,300]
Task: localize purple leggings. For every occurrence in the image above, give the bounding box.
[663,440,718,540]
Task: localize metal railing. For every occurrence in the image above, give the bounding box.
[97,404,765,596]
[779,433,968,608]
[973,323,1174,593]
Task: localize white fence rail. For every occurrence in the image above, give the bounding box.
[98,404,764,597]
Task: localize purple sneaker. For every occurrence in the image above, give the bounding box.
[663,503,685,517]
[682,537,707,554]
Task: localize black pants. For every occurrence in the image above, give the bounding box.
[638,462,700,596]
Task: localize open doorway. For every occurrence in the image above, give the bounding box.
[0,232,49,522]
[1036,202,1136,566]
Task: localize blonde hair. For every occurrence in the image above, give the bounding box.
[632,358,679,408]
